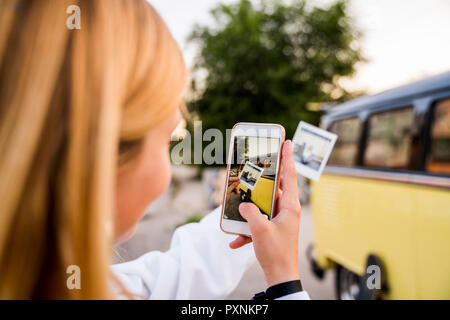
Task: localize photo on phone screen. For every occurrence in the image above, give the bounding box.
[223,135,281,222]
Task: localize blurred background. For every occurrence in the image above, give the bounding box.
[115,0,450,299]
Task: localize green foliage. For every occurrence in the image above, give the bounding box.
[188,0,364,143]
[176,213,205,229]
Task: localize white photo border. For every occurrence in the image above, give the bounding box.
[292,121,338,181]
[239,161,264,190]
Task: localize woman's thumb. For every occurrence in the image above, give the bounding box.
[239,202,269,233]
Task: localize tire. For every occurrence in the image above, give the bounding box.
[336,265,361,300]
[358,255,387,300]
[306,244,325,280]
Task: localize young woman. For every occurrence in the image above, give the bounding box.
[0,0,309,299]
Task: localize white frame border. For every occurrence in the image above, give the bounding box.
[239,161,264,191]
[292,121,338,182]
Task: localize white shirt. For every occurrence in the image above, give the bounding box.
[111,207,310,300]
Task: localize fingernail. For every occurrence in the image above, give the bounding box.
[285,140,292,151]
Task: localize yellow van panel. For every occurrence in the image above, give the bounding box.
[239,177,275,216]
[311,173,450,299]
[413,188,450,299]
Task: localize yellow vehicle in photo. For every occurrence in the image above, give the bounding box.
[238,153,278,218]
[239,176,275,217]
[310,72,450,299]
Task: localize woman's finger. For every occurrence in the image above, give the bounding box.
[229,235,252,249]
[279,140,299,210]
[239,202,271,235]
[229,177,240,183]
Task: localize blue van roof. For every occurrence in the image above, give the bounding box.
[324,71,450,118]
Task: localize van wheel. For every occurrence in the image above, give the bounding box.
[336,265,361,300]
[240,189,250,202]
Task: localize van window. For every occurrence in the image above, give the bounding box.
[427,98,450,175]
[328,117,361,166]
[364,107,414,169]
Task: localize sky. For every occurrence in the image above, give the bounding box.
[247,137,280,158]
[150,0,450,94]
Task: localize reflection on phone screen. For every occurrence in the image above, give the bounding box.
[223,135,280,222]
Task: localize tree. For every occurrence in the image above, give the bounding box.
[188,0,364,143]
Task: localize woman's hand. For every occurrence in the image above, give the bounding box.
[226,177,240,197]
[229,140,302,287]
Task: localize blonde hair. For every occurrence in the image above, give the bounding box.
[0,0,187,299]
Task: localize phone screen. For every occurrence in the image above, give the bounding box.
[223,135,281,222]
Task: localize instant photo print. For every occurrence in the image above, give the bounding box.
[239,161,263,190]
[292,121,337,181]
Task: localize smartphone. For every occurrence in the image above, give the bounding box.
[220,123,285,236]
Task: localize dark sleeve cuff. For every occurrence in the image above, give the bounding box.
[253,280,303,300]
